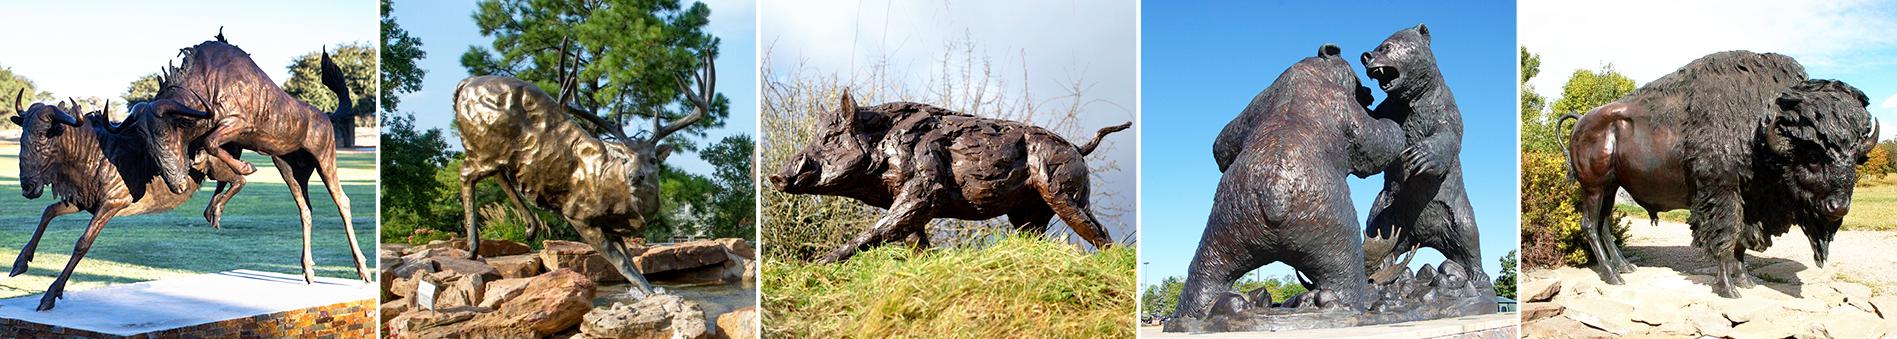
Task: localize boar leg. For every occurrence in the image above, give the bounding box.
[820,180,938,264]
[1007,207,1054,236]
[274,155,321,284]
[497,171,548,242]
[12,202,78,277]
[39,201,126,311]
[313,150,370,282]
[1038,183,1112,250]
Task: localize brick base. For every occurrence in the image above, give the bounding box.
[0,298,374,339]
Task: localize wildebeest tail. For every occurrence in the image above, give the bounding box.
[319,47,352,116]
[1077,122,1133,156]
[1556,113,1583,181]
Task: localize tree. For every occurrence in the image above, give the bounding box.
[1141,276,1185,317]
[1861,145,1891,180]
[702,134,755,239]
[1519,54,1636,268]
[1549,67,1637,117]
[381,0,427,114]
[1494,250,1519,300]
[380,113,459,240]
[285,43,378,147]
[0,65,51,129]
[463,0,730,153]
[123,73,162,104]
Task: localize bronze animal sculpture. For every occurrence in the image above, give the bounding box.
[1356,24,1488,287]
[450,55,715,297]
[1561,51,1878,298]
[1173,44,1404,321]
[768,90,1132,264]
[143,40,370,283]
[8,96,220,310]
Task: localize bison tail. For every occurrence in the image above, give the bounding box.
[1556,113,1584,181]
[1077,122,1133,156]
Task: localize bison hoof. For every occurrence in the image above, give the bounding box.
[1599,272,1625,285]
[1713,284,1742,298]
[1616,261,1637,273]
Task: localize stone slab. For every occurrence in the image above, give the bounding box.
[0,269,374,337]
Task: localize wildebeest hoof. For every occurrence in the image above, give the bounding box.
[1209,291,1248,316]
[233,162,256,175]
[10,256,31,277]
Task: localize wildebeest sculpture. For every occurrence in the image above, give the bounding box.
[1561,51,1879,298]
[143,40,370,283]
[450,54,716,297]
[767,90,1132,264]
[8,96,221,310]
[1173,44,1404,319]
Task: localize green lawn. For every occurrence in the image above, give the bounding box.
[0,146,376,298]
[1615,175,1897,231]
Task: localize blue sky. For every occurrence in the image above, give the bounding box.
[1140,0,1519,290]
[760,0,1138,244]
[388,0,757,175]
[0,1,375,100]
[1522,0,1897,140]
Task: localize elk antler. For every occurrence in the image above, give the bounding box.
[654,50,714,144]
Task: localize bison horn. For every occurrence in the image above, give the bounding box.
[13,88,22,114]
[1864,118,1882,156]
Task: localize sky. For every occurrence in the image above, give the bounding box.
[0,1,376,101]
[759,0,1140,244]
[1521,0,1897,141]
[1140,0,1520,291]
[388,0,758,176]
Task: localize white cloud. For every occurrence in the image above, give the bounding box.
[1881,91,1897,109]
[1521,0,1897,102]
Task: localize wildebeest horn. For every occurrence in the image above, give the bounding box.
[52,99,80,127]
[152,99,212,119]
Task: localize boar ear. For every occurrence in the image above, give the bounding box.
[656,144,673,162]
[1416,24,1430,40]
[838,89,859,129]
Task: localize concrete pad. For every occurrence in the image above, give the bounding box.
[0,269,372,336]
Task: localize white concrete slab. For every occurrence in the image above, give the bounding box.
[0,270,372,336]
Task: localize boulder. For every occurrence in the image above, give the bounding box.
[434,257,502,281]
[489,254,544,279]
[434,272,489,309]
[380,243,412,258]
[380,299,409,325]
[461,269,598,337]
[479,278,533,309]
[715,306,758,339]
[1522,279,1561,302]
[635,240,729,274]
[579,294,710,339]
[717,238,754,260]
[478,239,534,257]
[542,240,626,283]
[386,307,484,337]
[407,246,471,261]
[1521,302,1564,322]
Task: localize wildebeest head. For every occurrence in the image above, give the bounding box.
[1761,79,1878,267]
[1360,24,1437,97]
[769,90,890,194]
[125,99,213,194]
[9,90,83,199]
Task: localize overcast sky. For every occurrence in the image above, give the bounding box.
[1522,0,1897,140]
[0,1,375,100]
[760,0,1140,245]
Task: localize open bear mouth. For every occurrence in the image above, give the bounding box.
[1367,66,1400,90]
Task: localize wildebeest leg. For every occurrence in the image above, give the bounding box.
[205,118,257,175]
[313,150,369,282]
[497,171,547,242]
[12,202,78,277]
[39,203,124,311]
[573,224,655,297]
[460,166,498,260]
[1581,183,1624,284]
[203,145,246,229]
[273,156,320,284]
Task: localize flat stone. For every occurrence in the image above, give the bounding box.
[542,240,626,283]
[387,308,481,336]
[478,278,532,309]
[1523,279,1561,302]
[578,294,709,339]
[407,246,471,261]
[1521,302,1564,322]
[380,299,409,325]
[489,253,544,279]
[1730,314,1804,339]
[461,269,597,337]
[1816,311,1888,339]
[634,240,729,274]
[717,238,754,260]
[1723,299,1779,324]
[1871,295,1897,319]
[478,239,534,257]
[1564,298,1639,335]
[716,306,757,339]
[1682,304,1731,337]
[1527,316,1616,339]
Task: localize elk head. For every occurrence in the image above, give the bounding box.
[567,51,714,223]
[10,90,83,199]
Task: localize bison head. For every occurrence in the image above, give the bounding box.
[1761,79,1878,267]
[126,100,213,194]
[9,90,83,199]
[769,90,888,194]
[1361,24,1437,98]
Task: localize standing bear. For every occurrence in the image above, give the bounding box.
[1173,44,1405,320]
[1359,24,1489,291]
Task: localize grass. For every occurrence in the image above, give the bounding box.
[1613,175,1897,231]
[0,145,376,299]
[762,235,1135,338]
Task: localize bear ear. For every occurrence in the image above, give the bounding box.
[1319,44,1341,58]
[1416,24,1430,40]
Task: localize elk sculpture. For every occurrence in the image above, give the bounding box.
[452,52,715,297]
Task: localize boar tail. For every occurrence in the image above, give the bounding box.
[1077,122,1132,156]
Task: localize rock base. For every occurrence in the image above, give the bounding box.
[1165,259,1497,333]
[0,270,374,338]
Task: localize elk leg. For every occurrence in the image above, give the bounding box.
[497,171,547,242]
[460,168,497,260]
[575,225,656,297]
[13,202,78,277]
[1581,184,1624,285]
[39,203,124,311]
[314,152,369,282]
[273,156,319,284]
[205,118,256,175]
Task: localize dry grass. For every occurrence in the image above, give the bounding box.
[1613,175,1897,231]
